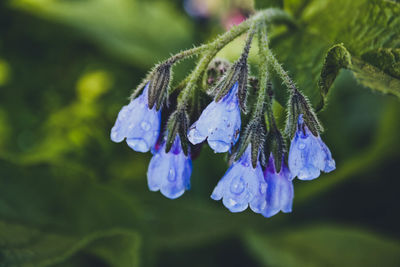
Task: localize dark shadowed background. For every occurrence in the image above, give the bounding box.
[0,0,399,266]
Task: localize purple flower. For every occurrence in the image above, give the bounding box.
[110,83,161,152]
[288,114,336,180]
[187,82,241,153]
[211,145,267,213]
[262,155,294,218]
[147,136,192,199]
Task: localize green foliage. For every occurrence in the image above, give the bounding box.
[271,0,400,108]
[0,221,140,267]
[245,225,400,267]
[318,44,351,111]
[10,0,193,67]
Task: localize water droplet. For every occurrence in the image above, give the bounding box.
[243,162,250,167]
[167,168,176,182]
[111,131,118,140]
[230,176,245,194]
[226,102,236,111]
[188,128,205,144]
[141,121,151,131]
[127,139,149,152]
[259,182,267,194]
[229,198,237,206]
[298,142,306,149]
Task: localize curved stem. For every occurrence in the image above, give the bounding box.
[262,39,298,94]
[166,45,209,64]
[176,8,295,110]
[257,22,279,132]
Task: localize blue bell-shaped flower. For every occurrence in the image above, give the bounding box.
[288,114,335,180]
[211,145,267,213]
[147,136,192,199]
[262,155,294,218]
[187,82,241,153]
[110,83,161,152]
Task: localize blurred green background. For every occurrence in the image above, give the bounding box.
[0,0,400,266]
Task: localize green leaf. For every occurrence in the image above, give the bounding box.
[317,44,351,111]
[84,231,141,267]
[0,220,140,267]
[350,57,400,97]
[271,0,400,107]
[244,225,400,267]
[10,0,193,67]
[317,45,400,111]
[361,48,400,79]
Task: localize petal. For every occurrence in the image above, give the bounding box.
[126,107,161,152]
[211,145,266,214]
[147,139,192,199]
[110,98,143,143]
[147,150,170,192]
[223,166,249,212]
[160,152,192,199]
[111,83,161,152]
[263,163,294,217]
[289,128,324,180]
[188,83,241,153]
[249,165,268,213]
[187,122,207,145]
[318,138,336,173]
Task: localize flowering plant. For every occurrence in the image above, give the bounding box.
[111,9,338,218]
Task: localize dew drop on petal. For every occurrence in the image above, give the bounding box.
[167,168,176,182]
[127,139,149,152]
[230,176,245,194]
[141,121,151,131]
[226,102,236,111]
[187,128,205,144]
[298,142,306,150]
[259,182,267,194]
[229,198,237,206]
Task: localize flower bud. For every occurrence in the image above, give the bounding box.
[212,32,253,113]
[235,116,267,168]
[148,62,172,110]
[205,58,231,88]
[265,127,286,173]
[165,109,190,155]
[285,90,323,139]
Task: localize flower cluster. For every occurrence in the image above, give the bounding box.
[110,10,335,218]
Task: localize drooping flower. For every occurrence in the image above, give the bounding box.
[211,145,267,213]
[187,82,241,153]
[110,83,161,152]
[147,136,192,199]
[288,114,335,180]
[262,155,294,218]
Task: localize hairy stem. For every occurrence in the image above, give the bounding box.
[176,8,295,110]
[257,23,279,131]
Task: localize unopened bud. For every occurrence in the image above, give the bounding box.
[148,62,172,110]
[285,90,323,139]
[166,109,190,155]
[234,116,267,168]
[206,58,231,87]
